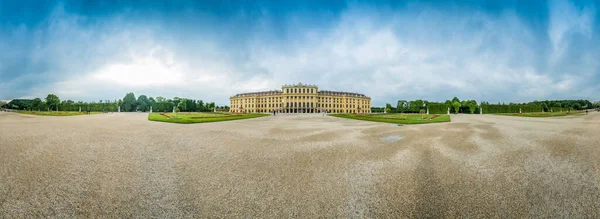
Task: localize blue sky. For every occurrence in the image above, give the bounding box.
[1,0,599,106]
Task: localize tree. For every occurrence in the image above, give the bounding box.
[397,100,408,113]
[463,100,478,114]
[197,100,204,112]
[408,99,424,112]
[40,101,47,111]
[122,93,137,112]
[541,103,549,112]
[177,99,187,112]
[32,98,43,111]
[137,95,149,112]
[155,96,166,102]
[186,99,197,112]
[452,101,461,114]
[385,103,393,113]
[45,94,60,111]
[452,97,460,103]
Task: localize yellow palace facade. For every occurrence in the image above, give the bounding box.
[230,83,371,114]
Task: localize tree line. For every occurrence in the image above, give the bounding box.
[2,93,230,113]
[372,98,597,114]
[2,94,597,114]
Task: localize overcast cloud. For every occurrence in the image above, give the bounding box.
[0,0,598,105]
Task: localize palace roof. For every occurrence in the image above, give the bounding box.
[232,90,283,97]
[317,90,368,98]
[231,90,369,98]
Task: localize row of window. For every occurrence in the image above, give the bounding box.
[231,109,371,113]
[232,97,368,104]
[232,97,283,104]
[284,88,316,94]
[231,103,370,109]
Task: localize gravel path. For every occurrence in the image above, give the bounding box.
[1,112,599,217]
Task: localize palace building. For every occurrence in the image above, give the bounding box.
[230,83,371,114]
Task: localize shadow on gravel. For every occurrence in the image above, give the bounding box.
[380,135,404,143]
[414,150,448,217]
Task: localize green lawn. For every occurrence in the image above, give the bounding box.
[495,111,585,117]
[148,112,269,124]
[329,113,451,124]
[17,111,102,116]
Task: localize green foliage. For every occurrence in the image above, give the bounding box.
[45,94,60,111]
[452,97,460,103]
[4,92,224,114]
[452,101,461,114]
[148,112,268,124]
[465,100,478,114]
[137,95,150,112]
[483,104,531,113]
[7,99,33,110]
[479,100,593,114]
[425,102,446,114]
[40,101,47,111]
[409,99,424,112]
[396,100,408,113]
[122,92,137,112]
[330,113,451,124]
[541,103,549,112]
[370,107,385,113]
[31,98,43,111]
[385,103,393,113]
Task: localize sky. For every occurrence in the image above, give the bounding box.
[1,0,599,106]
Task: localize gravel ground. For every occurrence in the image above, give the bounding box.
[0,111,599,217]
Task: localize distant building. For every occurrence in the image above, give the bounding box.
[230,83,371,113]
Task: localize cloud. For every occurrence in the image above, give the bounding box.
[0,0,599,105]
[548,0,595,59]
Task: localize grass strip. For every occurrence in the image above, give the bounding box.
[148,112,269,124]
